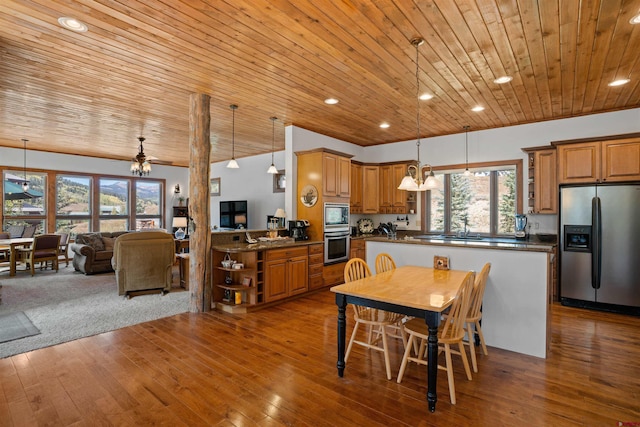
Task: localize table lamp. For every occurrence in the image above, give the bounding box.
[172,217,188,239]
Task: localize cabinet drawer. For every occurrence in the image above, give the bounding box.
[266,246,308,261]
[308,243,324,255]
[309,253,324,266]
[309,263,323,276]
[309,274,324,290]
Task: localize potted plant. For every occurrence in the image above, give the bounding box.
[177,196,185,207]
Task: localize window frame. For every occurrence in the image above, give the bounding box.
[423,159,523,236]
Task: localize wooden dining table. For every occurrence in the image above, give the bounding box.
[330,265,470,412]
[0,237,34,276]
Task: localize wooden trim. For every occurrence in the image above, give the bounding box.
[550,132,640,146]
[294,147,354,158]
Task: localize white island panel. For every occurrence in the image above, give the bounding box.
[366,241,550,358]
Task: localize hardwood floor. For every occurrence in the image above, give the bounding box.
[1,290,639,426]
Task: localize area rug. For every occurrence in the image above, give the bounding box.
[0,311,40,343]
[0,266,189,358]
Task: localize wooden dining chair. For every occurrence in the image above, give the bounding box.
[374,252,396,274]
[18,234,61,276]
[397,270,475,405]
[464,263,491,373]
[58,233,70,267]
[0,232,10,263]
[344,258,404,380]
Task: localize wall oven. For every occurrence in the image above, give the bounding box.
[323,202,350,264]
[324,230,350,265]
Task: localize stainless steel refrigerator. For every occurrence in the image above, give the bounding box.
[560,184,640,315]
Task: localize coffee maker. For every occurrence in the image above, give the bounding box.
[515,214,528,240]
[288,220,310,241]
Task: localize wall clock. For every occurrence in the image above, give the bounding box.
[300,184,318,207]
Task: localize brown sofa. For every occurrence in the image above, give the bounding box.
[70,231,130,274]
[111,231,175,297]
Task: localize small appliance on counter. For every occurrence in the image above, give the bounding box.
[288,220,310,241]
[515,214,528,240]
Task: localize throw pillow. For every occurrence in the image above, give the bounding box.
[102,237,115,252]
[84,233,105,251]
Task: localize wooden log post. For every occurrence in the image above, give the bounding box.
[188,93,212,312]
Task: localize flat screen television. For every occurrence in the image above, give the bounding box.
[220,200,248,229]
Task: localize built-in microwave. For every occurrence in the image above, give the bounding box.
[324,202,350,232]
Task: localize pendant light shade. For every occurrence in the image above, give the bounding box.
[267,116,278,174]
[21,138,29,191]
[227,104,240,168]
[398,37,440,192]
[463,125,472,176]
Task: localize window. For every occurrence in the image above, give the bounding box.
[426,161,522,236]
[99,178,129,232]
[3,170,47,234]
[135,180,163,230]
[56,175,92,238]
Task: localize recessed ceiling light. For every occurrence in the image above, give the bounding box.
[324,98,339,105]
[379,123,390,129]
[630,13,640,24]
[471,105,485,112]
[494,76,513,84]
[58,17,88,32]
[419,93,433,100]
[608,78,630,87]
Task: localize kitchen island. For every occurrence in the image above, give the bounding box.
[363,236,555,358]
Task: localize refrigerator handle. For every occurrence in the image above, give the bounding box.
[592,196,602,289]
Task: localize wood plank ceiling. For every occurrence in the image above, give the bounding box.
[0,0,639,168]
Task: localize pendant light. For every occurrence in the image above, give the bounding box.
[463,125,472,176]
[131,136,151,176]
[397,37,439,191]
[227,104,239,169]
[267,116,279,174]
[21,138,29,192]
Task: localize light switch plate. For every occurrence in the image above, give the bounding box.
[434,255,450,270]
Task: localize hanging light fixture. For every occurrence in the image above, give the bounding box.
[131,136,151,176]
[227,104,239,168]
[267,116,279,174]
[397,37,439,192]
[463,125,472,176]
[21,138,29,192]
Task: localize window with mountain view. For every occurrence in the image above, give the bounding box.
[2,170,47,234]
[135,180,162,230]
[56,175,91,237]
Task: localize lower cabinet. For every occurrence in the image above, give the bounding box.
[265,246,309,302]
[350,238,365,260]
[308,243,324,290]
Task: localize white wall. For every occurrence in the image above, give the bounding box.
[0,147,189,227]
[209,151,286,230]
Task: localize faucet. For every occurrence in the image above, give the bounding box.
[457,216,469,238]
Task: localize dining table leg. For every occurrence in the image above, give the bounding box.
[9,243,17,276]
[335,294,347,377]
[425,311,440,412]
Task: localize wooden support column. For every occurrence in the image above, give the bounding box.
[188,93,212,312]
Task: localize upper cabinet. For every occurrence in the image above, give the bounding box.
[523,148,557,214]
[323,152,350,198]
[350,163,363,214]
[556,137,640,184]
[379,163,411,214]
[362,165,380,214]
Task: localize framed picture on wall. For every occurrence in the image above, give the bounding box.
[210,177,221,196]
[273,170,285,193]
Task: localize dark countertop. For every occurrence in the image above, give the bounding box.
[212,239,322,253]
[352,233,557,253]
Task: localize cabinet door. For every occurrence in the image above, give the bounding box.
[362,165,379,213]
[602,138,640,182]
[288,256,309,295]
[379,165,392,211]
[338,156,351,197]
[392,164,408,210]
[557,142,600,184]
[350,163,362,211]
[264,259,288,302]
[323,153,338,196]
[534,150,557,214]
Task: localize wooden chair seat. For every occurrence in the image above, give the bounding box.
[17,234,61,276]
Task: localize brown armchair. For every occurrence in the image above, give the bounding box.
[111,231,175,297]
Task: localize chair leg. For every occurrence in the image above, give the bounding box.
[475,320,488,355]
[380,325,392,380]
[467,322,478,373]
[444,343,456,405]
[397,333,415,383]
[345,322,360,363]
[458,341,473,381]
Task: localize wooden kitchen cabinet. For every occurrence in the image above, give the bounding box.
[523,148,557,214]
[350,238,365,260]
[350,163,363,213]
[379,165,393,212]
[362,165,379,213]
[556,137,640,184]
[323,152,350,197]
[379,163,410,214]
[264,246,308,302]
[308,243,325,290]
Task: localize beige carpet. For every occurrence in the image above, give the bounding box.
[0,265,188,358]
